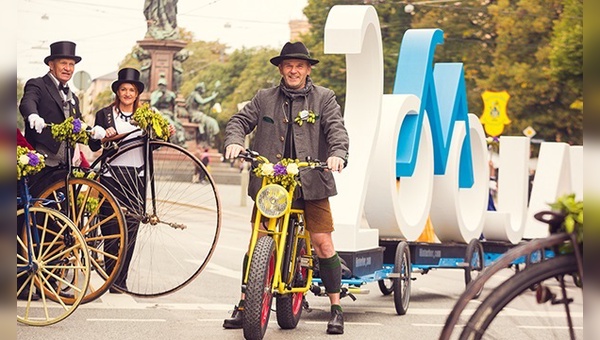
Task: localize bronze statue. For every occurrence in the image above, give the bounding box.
[150,76,186,145]
[144,0,180,40]
[132,46,151,90]
[186,81,221,146]
[172,49,189,93]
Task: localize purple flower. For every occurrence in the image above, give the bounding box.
[73,119,82,133]
[28,152,40,166]
[273,163,287,176]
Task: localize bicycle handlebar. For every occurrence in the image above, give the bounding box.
[237,149,329,171]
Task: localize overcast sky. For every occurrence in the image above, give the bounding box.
[17,0,308,84]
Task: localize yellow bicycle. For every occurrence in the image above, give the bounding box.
[238,150,328,340]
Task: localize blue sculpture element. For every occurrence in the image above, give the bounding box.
[393,29,474,188]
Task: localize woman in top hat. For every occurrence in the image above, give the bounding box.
[89,67,173,293]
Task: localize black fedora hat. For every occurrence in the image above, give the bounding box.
[111,68,145,94]
[270,42,319,66]
[44,41,82,65]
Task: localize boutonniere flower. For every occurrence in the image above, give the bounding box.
[294,110,318,126]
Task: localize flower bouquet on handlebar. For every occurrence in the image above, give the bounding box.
[238,149,328,340]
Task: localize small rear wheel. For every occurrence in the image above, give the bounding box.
[244,237,276,340]
[393,241,411,315]
[276,239,308,329]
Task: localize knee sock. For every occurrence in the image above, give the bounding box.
[318,253,342,294]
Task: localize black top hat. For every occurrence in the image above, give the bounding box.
[44,41,82,65]
[111,68,145,94]
[270,42,319,66]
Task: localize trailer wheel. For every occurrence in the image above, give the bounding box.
[464,238,484,299]
[377,279,394,295]
[393,241,411,315]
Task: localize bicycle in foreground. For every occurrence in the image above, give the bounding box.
[440,196,583,340]
[236,150,329,340]
[85,117,221,297]
[17,146,91,326]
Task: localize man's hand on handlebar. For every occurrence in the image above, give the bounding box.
[225,144,245,160]
[327,156,345,173]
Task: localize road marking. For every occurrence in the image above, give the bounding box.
[87,318,166,322]
[518,325,583,330]
[197,319,228,322]
[305,321,382,326]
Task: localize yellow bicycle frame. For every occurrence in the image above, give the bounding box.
[243,160,316,295]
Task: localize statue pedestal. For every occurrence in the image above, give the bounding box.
[137,39,187,94]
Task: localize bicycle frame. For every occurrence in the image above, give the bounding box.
[244,171,314,295]
[243,157,328,296]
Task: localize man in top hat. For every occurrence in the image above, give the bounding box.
[19,41,105,189]
[18,40,106,300]
[223,41,349,335]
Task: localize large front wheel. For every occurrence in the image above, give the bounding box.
[244,237,276,340]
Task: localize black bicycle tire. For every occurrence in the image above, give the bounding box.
[459,255,579,340]
[93,139,221,297]
[276,237,307,329]
[393,241,411,315]
[244,237,276,340]
[464,238,484,299]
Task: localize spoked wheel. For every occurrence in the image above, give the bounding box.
[464,238,484,299]
[459,255,581,340]
[393,241,411,315]
[244,237,276,340]
[276,239,308,329]
[92,140,221,296]
[37,177,126,303]
[378,278,395,295]
[17,207,90,326]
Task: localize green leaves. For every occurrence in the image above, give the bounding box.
[548,193,583,244]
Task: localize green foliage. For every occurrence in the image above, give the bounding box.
[17,0,581,149]
[132,103,171,140]
[548,193,583,248]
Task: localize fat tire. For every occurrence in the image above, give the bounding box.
[243,237,276,340]
[276,239,307,329]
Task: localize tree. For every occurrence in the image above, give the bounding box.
[478,0,581,144]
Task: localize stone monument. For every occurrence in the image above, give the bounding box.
[133,0,200,148]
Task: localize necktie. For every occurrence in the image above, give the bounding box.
[58,84,69,95]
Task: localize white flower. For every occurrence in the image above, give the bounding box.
[286,163,299,175]
[80,121,88,130]
[299,110,309,120]
[261,163,274,176]
[19,154,30,165]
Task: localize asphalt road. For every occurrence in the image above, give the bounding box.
[16,184,583,340]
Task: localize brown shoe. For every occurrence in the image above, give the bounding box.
[223,305,243,329]
[326,309,344,334]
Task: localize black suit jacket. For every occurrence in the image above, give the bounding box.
[19,74,82,154]
[88,106,116,153]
